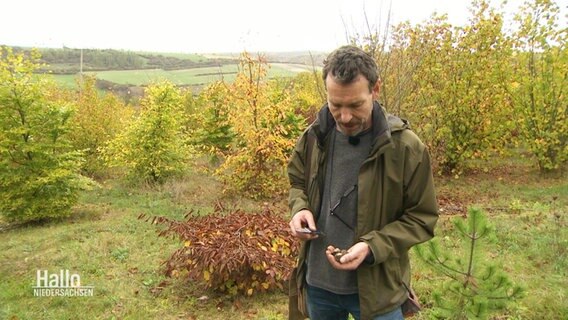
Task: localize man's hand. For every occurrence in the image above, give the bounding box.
[326,242,370,270]
[289,209,319,240]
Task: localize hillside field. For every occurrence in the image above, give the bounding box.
[51,63,318,87]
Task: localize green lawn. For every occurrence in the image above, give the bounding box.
[0,155,566,319]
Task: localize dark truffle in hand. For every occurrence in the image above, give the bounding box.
[332,248,349,263]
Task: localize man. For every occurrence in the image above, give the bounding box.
[287,45,438,320]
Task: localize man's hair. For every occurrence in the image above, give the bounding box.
[322,45,379,92]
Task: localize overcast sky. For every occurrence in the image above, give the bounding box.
[0,0,562,53]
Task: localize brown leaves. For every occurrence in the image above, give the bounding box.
[140,204,299,296]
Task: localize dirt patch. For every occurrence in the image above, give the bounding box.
[437,194,467,216]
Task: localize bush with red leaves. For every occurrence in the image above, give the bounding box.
[141,203,299,296]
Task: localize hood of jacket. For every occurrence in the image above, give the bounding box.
[309,101,409,152]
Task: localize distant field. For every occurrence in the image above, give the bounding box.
[135,51,208,62]
[270,63,319,75]
[85,65,239,86]
[50,74,79,88]
[51,63,316,88]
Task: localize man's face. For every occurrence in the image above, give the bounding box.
[326,74,379,136]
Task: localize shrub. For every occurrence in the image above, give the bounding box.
[216,53,302,199]
[0,47,95,223]
[101,81,190,184]
[68,75,134,177]
[288,72,325,123]
[142,204,299,296]
[509,0,567,173]
[403,3,513,174]
[186,81,234,159]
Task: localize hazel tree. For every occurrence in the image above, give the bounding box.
[0,47,94,223]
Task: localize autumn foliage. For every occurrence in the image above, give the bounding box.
[509,0,567,173]
[141,204,299,296]
[215,52,303,199]
[359,2,513,174]
[68,75,133,177]
[185,81,234,159]
[102,81,190,183]
[0,47,95,223]
[350,0,565,175]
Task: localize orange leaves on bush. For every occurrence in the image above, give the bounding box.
[140,204,299,296]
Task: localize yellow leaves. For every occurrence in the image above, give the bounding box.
[269,237,292,256]
[382,1,520,174]
[212,52,300,199]
[203,264,215,282]
[67,75,133,175]
[101,81,190,183]
[281,247,291,256]
[0,48,99,223]
[184,240,191,247]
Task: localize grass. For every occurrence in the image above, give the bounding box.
[0,155,566,319]
[85,65,240,86]
[411,155,568,319]
[50,63,312,88]
[51,74,81,88]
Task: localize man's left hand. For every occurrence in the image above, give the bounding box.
[326,242,370,270]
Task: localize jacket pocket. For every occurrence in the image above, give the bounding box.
[383,258,402,290]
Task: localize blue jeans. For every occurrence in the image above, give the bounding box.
[306,284,404,320]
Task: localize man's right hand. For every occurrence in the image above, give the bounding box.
[289,209,319,240]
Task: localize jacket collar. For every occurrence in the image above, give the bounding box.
[311,101,395,149]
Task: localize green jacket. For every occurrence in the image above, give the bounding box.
[288,103,438,320]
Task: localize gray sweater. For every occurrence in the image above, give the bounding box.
[306,127,372,294]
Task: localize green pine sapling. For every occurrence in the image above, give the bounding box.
[416,207,523,319]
